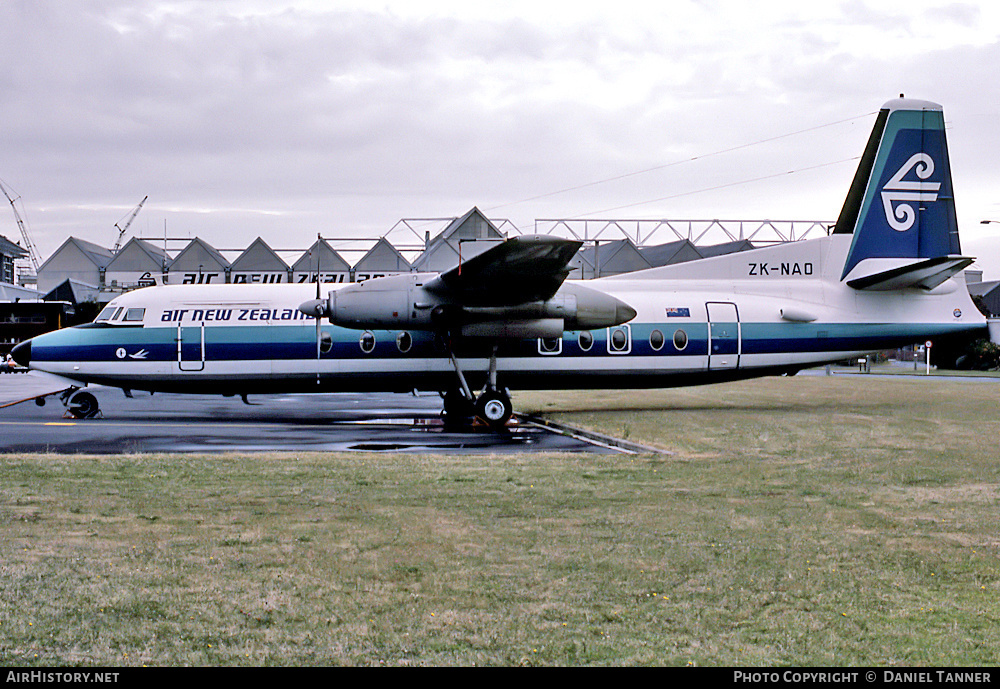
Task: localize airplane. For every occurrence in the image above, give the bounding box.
[10,97,993,428]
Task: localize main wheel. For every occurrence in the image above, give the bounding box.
[68,391,100,419]
[475,389,512,429]
[442,389,476,427]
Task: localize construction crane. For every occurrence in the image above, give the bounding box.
[0,179,41,272]
[113,195,148,253]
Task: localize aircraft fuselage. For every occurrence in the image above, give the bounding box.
[14,97,990,424]
[17,234,986,397]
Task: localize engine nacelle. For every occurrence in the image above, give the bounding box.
[460,319,565,339]
[560,282,637,330]
[298,275,637,336]
[299,274,440,329]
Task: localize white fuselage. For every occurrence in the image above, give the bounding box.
[22,234,986,396]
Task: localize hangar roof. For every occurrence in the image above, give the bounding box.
[169,237,231,271]
[230,237,289,272]
[292,238,351,273]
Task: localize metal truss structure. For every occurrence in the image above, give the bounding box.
[531,218,835,248]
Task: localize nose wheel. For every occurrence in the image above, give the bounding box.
[65,390,101,419]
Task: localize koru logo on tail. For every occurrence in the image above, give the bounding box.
[881,153,940,232]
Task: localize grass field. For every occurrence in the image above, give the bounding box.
[2,373,1000,666]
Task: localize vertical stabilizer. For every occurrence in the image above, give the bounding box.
[836,98,961,280]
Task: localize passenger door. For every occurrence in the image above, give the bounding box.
[706,302,740,370]
[177,323,206,372]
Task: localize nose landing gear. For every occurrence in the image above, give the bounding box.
[54,388,102,419]
[64,390,101,419]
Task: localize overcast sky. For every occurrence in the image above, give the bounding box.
[3,0,1000,275]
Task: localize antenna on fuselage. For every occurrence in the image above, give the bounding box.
[314,234,323,366]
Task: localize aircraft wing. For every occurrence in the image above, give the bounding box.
[424,235,583,306]
[303,233,634,335]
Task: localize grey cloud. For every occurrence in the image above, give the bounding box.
[3,1,999,267]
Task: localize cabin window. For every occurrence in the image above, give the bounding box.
[649,329,665,351]
[319,332,333,354]
[673,329,688,351]
[360,331,376,354]
[95,306,116,322]
[609,326,630,353]
[539,337,561,355]
[396,331,412,354]
[578,330,593,352]
[123,308,145,322]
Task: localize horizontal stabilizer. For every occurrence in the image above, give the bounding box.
[844,255,973,291]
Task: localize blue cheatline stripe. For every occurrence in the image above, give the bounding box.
[31,320,979,364]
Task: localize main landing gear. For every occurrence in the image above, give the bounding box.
[442,386,513,430]
[442,345,514,430]
[476,388,513,427]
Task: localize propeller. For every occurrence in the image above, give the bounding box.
[314,238,322,361]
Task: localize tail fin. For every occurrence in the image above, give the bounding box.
[835,97,962,282]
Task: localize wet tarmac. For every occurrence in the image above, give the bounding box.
[0,376,630,455]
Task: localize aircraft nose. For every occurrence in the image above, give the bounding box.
[11,339,30,367]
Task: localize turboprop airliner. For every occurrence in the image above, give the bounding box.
[10,97,991,427]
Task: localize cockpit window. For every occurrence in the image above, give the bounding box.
[93,305,144,325]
